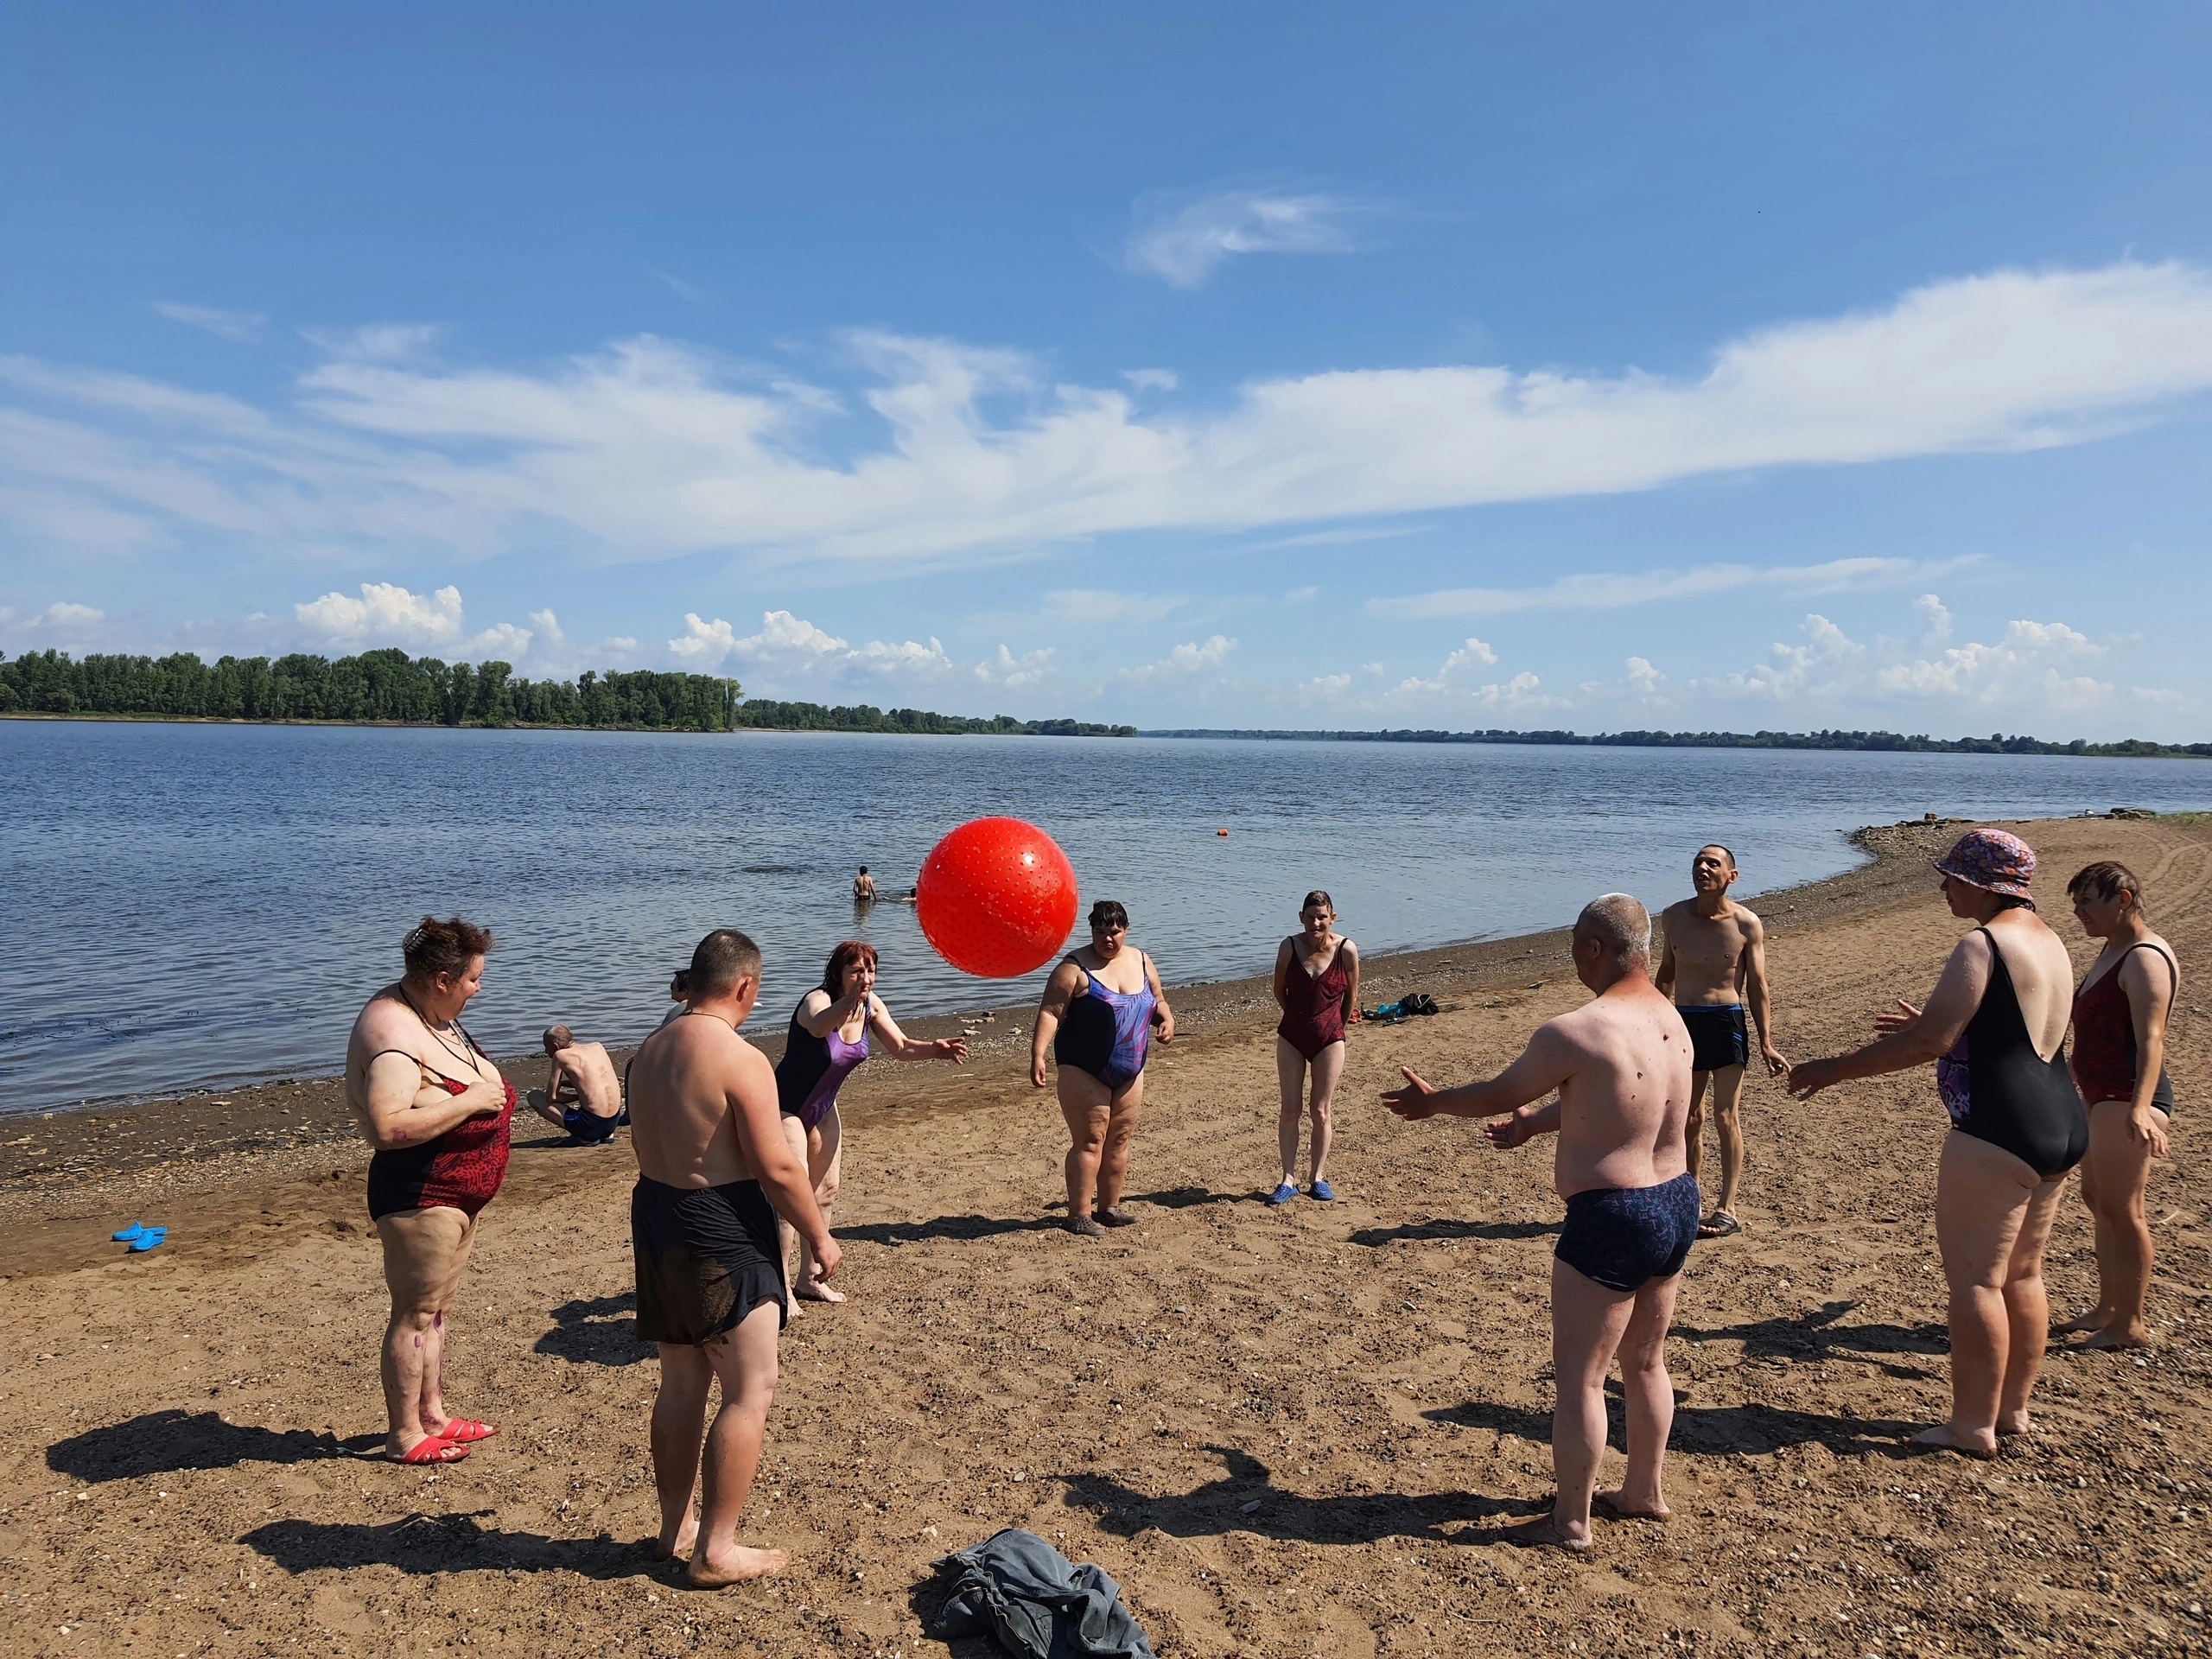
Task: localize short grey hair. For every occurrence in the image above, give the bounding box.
[1574,893,1651,968]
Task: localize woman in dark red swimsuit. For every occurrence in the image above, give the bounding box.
[2060,861,2181,1350]
[346,916,514,1464]
[1269,891,1360,1205]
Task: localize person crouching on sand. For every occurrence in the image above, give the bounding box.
[1789,829,2087,1456]
[626,927,838,1586]
[1270,889,1359,1205]
[524,1024,627,1145]
[772,939,968,1304]
[1654,844,1788,1239]
[2057,860,2180,1350]
[345,916,517,1465]
[1032,899,1175,1236]
[1383,894,1695,1550]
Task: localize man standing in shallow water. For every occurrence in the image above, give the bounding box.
[626,927,839,1586]
[1384,894,1695,1550]
[1655,844,1787,1238]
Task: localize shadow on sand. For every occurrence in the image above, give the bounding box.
[836,1214,1066,1246]
[1060,1445,1538,1548]
[534,1292,654,1367]
[1423,1393,1928,1459]
[48,1410,372,1484]
[1348,1217,1560,1246]
[241,1510,667,1580]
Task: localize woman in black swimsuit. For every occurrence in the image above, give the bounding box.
[1789,829,2087,1457]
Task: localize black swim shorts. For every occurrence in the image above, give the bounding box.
[1677,1003,1749,1073]
[1554,1172,1701,1293]
[631,1176,788,1345]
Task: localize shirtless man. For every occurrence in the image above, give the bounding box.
[626,927,838,1586]
[852,866,877,902]
[524,1025,626,1145]
[1383,894,1694,1550]
[1654,845,1787,1238]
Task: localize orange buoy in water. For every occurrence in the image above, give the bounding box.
[916,817,1079,977]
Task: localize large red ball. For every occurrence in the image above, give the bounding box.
[916,817,1079,978]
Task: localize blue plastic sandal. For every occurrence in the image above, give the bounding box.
[129,1227,167,1253]
[111,1223,146,1242]
[1266,1182,1298,1206]
[1308,1179,1336,1203]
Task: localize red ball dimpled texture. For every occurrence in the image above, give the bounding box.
[917,817,1079,978]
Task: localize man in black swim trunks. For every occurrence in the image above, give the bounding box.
[626,927,839,1587]
[1385,894,1695,1550]
[1655,845,1787,1238]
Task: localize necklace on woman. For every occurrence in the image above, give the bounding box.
[399,988,483,1074]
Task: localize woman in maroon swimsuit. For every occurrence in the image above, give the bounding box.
[345,917,515,1464]
[1269,891,1359,1205]
[2060,861,2181,1350]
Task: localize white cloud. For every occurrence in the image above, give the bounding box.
[1370,556,1978,620]
[1284,585,1319,604]
[527,608,567,651]
[1625,656,1664,696]
[975,644,1056,692]
[652,270,706,304]
[1913,592,1954,647]
[5,262,2212,571]
[1122,368,1178,392]
[1121,634,1237,681]
[1123,189,1368,289]
[1389,636,1501,696]
[296,582,467,645]
[154,302,266,343]
[667,613,741,664]
[302,323,442,362]
[41,601,105,629]
[1700,605,2115,715]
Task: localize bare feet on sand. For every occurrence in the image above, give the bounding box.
[2052,1306,2111,1337]
[2082,1320,2151,1351]
[655,1513,699,1561]
[685,1543,790,1587]
[1910,1423,1998,1459]
[1592,1490,1671,1522]
[1996,1411,2033,1439]
[794,1280,847,1304]
[1505,1514,1592,1552]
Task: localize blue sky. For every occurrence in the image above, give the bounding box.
[3,3,2209,737]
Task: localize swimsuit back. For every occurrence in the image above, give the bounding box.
[1936,928,2088,1178]
[2070,943,2177,1109]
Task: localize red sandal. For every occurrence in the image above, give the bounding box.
[395,1436,470,1465]
[430,1418,498,1445]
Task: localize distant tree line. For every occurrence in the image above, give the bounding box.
[0,648,1135,736]
[1145,725,2212,759]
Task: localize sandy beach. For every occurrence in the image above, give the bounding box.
[3,811,2209,1658]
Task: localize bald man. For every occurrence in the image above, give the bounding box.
[1385,894,1695,1550]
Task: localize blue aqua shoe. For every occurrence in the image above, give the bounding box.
[1266,1182,1298,1206]
[1308,1179,1336,1203]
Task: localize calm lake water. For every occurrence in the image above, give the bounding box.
[3,720,2206,1114]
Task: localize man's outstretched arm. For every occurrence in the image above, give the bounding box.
[1383,1023,1576,1122]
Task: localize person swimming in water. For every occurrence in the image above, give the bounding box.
[344,916,515,1464]
[773,940,968,1302]
[1789,829,2088,1455]
[1383,894,1695,1550]
[1031,899,1175,1236]
[852,866,877,902]
[1269,890,1359,1205]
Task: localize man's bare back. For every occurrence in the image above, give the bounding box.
[1521,985,1692,1196]
[627,1013,776,1188]
[550,1039,623,1118]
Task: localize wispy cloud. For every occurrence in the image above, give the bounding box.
[4,263,2212,571]
[665,607,1052,697]
[1368,556,1983,620]
[1123,188,1370,289]
[1044,589,1184,626]
[652,270,707,304]
[154,302,266,343]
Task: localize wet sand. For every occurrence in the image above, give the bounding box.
[3,813,2209,1656]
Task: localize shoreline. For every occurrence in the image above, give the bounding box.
[0,812,1984,1201]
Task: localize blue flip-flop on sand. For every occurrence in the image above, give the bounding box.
[1266,1182,1298,1206]
[111,1223,146,1242]
[128,1227,167,1253]
[1308,1179,1336,1203]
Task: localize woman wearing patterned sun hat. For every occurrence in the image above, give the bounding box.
[1787,827,2086,1456]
